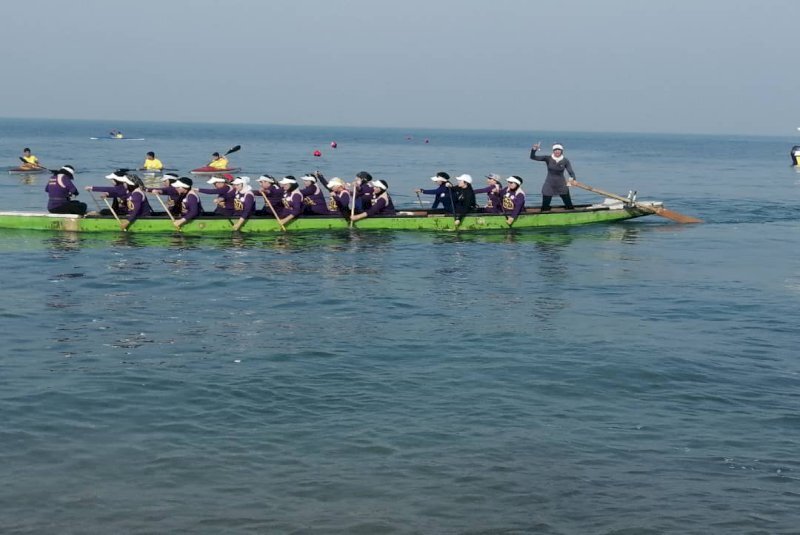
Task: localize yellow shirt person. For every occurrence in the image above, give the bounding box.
[208,152,229,169]
[20,148,41,169]
[142,151,164,170]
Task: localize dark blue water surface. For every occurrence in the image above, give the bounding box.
[1,118,799,534]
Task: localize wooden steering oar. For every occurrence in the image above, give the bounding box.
[260,191,286,232]
[571,181,702,224]
[349,180,357,228]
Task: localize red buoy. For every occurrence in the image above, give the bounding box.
[313,150,322,157]
[330,141,337,149]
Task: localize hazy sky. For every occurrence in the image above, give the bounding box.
[2,0,796,135]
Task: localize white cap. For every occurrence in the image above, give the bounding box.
[327,177,345,188]
[301,174,317,183]
[455,174,473,184]
[172,179,191,189]
[162,173,179,181]
[207,176,226,184]
[257,174,275,183]
[59,165,75,176]
[552,144,564,151]
[279,177,297,185]
[105,172,135,185]
[231,176,250,185]
[371,179,388,190]
[430,175,447,182]
[507,176,523,185]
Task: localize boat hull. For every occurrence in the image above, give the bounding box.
[0,204,651,234]
[8,167,47,175]
[190,167,241,176]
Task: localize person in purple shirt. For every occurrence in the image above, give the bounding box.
[230,176,256,231]
[199,176,236,216]
[85,170,132,216]
[277,176,304,227]
[171,177,202,229]
[116,174,152,231]
[530,142,576,211]
[298,174,330,215]
[502,175,526,225]
[45,165,87,215]
[147,173,182,217]
[353,171,374,212]
[350,179,396,222]
[473,173,504,214]
[323,177,353,217]
[415,171,454,211]
[255,175,283,217]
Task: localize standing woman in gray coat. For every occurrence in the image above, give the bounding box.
[530,142,576,211]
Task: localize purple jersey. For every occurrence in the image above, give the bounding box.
[45,173,79,211]
[300,184,329,215]
[258,185,283,215]
[502,188,526,219]
[125,189,153,223]
[90,183,130,215]
[279,190,304,218]
[365,192,397,216]
[474,184,503,213]
[179,191,202,222]
[328,189,352,215]
[199,185,236,216]
[233,191,256,219]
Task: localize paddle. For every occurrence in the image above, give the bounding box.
[349,180,357,228]
[88,191,103,212]
[415,191,424,208]
[260,191,286,232]
[571,181,702,224]
[149,192,182,232]
[224,145,241,156]
[19,156,44,169]
[102,197,126,231]
[446,183,459,228]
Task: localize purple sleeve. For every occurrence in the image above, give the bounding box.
[473,186,491,194]
[63,176,79,196]
[289,193,304,217]
[299,185,314,196]
[90,185,124,196]
[198,188,218,195]
[420,187,439,195]
[366,196,387,217]
[243,194,255,216]
[511,192,526,219]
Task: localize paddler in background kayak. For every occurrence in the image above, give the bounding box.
[171,177,203,229]
[350,180,396,222]
[198,176,236,216]
[109,129,124,139]
[207,151,229,170]
[147,173,181,217]
[141,151,164,171]
[20,148,44,170]
[45,165,87,215]
[85,170,132,217]
[230,176,256,231]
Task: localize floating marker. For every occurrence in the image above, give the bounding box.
[330,141,337,148]
[313,150,322,157]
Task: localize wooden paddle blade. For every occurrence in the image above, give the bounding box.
[225,145,241,156]
[653,206,703,224]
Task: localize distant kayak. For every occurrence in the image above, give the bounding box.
[89,136,145,141]
[190,166,241,175]
[7,166,47,175]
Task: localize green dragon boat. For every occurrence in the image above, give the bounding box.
[0,201,656,234]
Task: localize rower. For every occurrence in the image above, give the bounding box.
[85,170,132,216]
[502,175,526,226]
[415,171,453,211]
[473,173,504,213]
[146,173,181,217]
[110,129,123,139]
[353,171,374,212]
[299,174,330,215]
[117,174,153,231]
[255,175,283,215]
[324,177,352,217]
[45,165,87,215]
[230,176,256,231]
[21,148,43,169]
[171,177,203,229]
[277,176,304,227]
[198,176,236,216]
[142,151,164,171]
[350,179,396,222]
[207,151,229,170]
[446,174,478,227]
[792,146,800,166]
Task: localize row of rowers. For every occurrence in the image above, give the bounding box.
[45,167,531,230]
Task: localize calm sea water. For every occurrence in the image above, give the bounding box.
[1,118,799,534]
